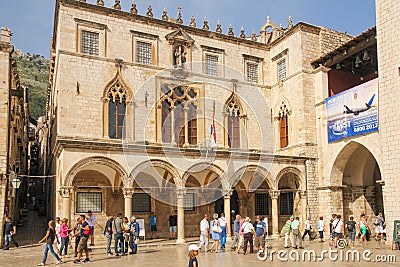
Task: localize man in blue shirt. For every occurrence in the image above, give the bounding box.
[129,216,140,254]
[231,214,241,250]
[254,216,266,252]
[74,215,91,264]
[149,212,157,239]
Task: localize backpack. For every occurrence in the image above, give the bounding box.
[347,222,354,231]
[83,225,92,236]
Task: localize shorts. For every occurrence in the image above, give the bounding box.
[360,226,367,236]
[90,226,94,236]
[334,232,343,238]
[169,226,177,233]
[375,226,384,234]
[349,231,356,242]
[254,235,265,248]
[77,237,88,253]
[150,225,157,232]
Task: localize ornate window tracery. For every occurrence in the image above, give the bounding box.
[225,92,244,149]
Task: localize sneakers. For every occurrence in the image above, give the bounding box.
[55,261,62,265]
[83,258,90,263]
[37,263,45,266]
[73,260,81,264]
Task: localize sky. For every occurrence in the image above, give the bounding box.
[0,0,376,59]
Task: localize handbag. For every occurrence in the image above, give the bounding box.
[212,225,222,233]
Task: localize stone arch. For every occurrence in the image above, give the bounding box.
[182,162,228,191]
[224,92,244,117]
[274,166,304,191]
[64,156,128,187]
[128,159,182,187]
[273,95,292,116]
[329,140,382,186]
[231,165,274,192]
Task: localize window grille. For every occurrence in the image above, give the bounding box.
[132,193,151,212]
[279,192,293,215]
[76,192,102,213]
[136,41,152,65]
[205,54,219,76]
[255,193,269,215]
[247,63,258,83]
[81,30,99,55]
[174,193,195,211]
[277,59,286,81]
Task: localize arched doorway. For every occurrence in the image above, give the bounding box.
[333,143,383,226]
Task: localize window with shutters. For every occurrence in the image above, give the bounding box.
[279,115,288,148]
[277,59,286,81]
[255,193,269,215]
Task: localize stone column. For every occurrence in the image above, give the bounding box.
[184,107,189,147]
[299,191,307,230]
[270,190,280,238]
[176,187,186,244]
[59,186,74,223]
[122,187,135,218]
[223,190,233,241]
[170,104,176,144]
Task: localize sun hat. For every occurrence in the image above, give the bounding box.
[188,244,200,251]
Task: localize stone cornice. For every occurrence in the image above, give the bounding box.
[58,0,270,51]
[53,136,317,162]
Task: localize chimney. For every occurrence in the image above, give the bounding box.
[1,27,12,44]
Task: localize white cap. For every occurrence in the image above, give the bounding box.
[188,244,199,251]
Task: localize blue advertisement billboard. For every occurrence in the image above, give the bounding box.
[326,78,378,143]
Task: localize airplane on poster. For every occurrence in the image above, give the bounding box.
[344,94,376,115]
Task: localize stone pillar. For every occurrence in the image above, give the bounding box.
[271,190,280,238]
[122,187,135,218]
[184,107,189,147]
[223,190,233,241]
[170,104,176,144]
[59,186,74,223]
[176,187,186,244]
[299,191,307,230]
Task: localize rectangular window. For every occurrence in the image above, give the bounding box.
[279,192,293,215]
[174,193,195,211]
[247,63,258,83]
[76,192,102,213]
[132,193,151,212]
[280,115,288,148]
[136,41,152,65]
[277,59,286,81]
[255,193,269,215]
[81,30,99,55]
[205,54,219,76]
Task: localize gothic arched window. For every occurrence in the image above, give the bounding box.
[160,85,198,147]
[108,88,126,139]
[225,93,244,149]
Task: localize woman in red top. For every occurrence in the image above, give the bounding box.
[59,218,71,258]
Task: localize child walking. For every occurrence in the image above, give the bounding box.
[188,244,199,267]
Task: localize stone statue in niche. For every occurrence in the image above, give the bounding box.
[173,45,187,69]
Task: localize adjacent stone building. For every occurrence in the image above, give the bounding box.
[49,0,387,242]
[0,27,31,247]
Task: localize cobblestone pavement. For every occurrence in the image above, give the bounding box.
[1,236,398,267]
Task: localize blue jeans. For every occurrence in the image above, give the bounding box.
[129,237,138,253]
[42,244,61,264]
[220,226,227,248]
[114,233,124,255]
[4,234,18,249]
[105,232,112,253]
[59,237,69,255]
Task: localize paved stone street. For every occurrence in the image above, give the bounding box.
[1,235,398,267]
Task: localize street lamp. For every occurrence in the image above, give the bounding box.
[10,171,21,189]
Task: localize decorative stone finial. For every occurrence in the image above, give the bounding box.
[267,16,271,22]
[113,0,121,10]
[162,7,168,21]
[216,20,222,33]
[288,16,293,28]
[202,17,209,30]
[146,5,154,18]
[228,24,234,36]
[130,1,138,14]
[251,31,257,41]
[96,0,104,6]
[189,14,196,27]
[240,26,246,38]
[177,6,183,24]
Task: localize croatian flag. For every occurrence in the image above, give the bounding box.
[210,114,216,149]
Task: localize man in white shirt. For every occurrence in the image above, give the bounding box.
[199,214,209,252]
[87,210,96,246]
[333,215,344,248]
[218,213,227,250]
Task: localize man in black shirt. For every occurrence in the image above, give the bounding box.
[168,211,177,240]
[3,217,19,250]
